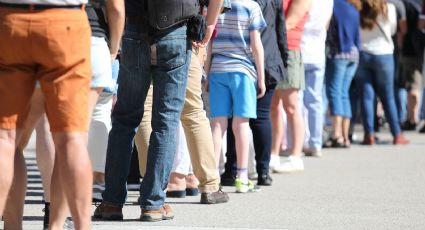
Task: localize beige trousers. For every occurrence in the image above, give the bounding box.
[135,47,219,193]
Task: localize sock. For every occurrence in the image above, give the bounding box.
[237,168,248,182]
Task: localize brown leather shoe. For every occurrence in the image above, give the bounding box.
[361,134,375,145]
[140,204,174,222]
[93,203,123,221]
[393,134,409,145]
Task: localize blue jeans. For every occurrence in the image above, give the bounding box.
[325,58,358,118]
[102,24,191,210]
[303,63,325,150]
[355,52,401,136]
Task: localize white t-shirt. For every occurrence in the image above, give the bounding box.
[0,0,87,5]
[360,3,397,55]
[301,0,334,64]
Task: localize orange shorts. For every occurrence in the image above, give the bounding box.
[0,7,91,132]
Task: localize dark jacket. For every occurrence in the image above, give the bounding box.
[254,0,289,88]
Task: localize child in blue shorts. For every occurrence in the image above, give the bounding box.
[206,0,266,193]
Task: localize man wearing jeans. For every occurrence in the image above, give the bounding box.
[94,0,223,222]
[0,1,92,229]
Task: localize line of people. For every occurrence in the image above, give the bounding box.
[1,0,425,229]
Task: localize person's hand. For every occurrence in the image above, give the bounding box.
[193,25,215,48]
[257,80,266,99]
[110,53,118,65]
[204,78,210,93]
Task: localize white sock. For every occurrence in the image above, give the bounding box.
[237,168,248,182]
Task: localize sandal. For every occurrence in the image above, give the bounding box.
[323,137,345,148]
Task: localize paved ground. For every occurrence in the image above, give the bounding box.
[1,128,425,230]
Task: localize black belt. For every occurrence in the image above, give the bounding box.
[0,2,83,10]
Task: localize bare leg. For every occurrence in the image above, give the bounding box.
[3,89,48,228]
[232,117,250,176]
[49,89,99,230]
[331,116,343,138]
[167,173,187,191]
[270,94,284,157]
[36,116,55,203]
[281,89,304,156]
[185,174,199,189]
[0,129,17,216]
[342,118,351,146]
[407,90,420,124]
[3,149,27,230]
[50,132,92,230]
[211,117,228,170]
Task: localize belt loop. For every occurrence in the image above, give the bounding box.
[29,4,35,11]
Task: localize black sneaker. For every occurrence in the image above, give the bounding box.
[401,121,417,131]
[257,174,273,186]
[220,172,236,186]
[419,125,425,133]
[200,189,229,204]
[43,202,50,230]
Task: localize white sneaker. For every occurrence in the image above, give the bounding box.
[304,148,322,157]
[272,156,304,173]
[269,155,280,171]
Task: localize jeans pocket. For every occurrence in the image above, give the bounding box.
[151,35,188,69]
[121,37,141,70]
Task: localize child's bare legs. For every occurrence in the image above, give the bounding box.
[232,117,250,180]
[211,117,228,170]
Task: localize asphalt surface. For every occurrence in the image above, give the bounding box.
[1,128,425,230]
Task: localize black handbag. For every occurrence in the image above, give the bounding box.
[187,14,207,42]
[148,0,200,30]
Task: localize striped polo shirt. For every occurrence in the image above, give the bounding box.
[210,0,266,80]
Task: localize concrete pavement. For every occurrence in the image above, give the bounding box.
[1,128,425,230]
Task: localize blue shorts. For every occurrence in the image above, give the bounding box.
[209,72,257,118]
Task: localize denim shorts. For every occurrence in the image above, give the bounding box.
[91,36,112,88]
[35,36,112,89]
[209,72,257,118]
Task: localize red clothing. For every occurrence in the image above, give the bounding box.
[284,0,308,51]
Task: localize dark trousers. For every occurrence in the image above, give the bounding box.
[224,88,274,176]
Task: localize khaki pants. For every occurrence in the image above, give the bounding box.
[135,47,219,193]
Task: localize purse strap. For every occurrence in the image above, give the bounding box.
[375,20,391,42]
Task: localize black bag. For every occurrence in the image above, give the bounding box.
[148,0,200,30]
[187,14,207,41]
[402,0,425,57]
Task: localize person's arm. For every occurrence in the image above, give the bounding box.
[199,0,224,46]
[106,0,125,63]
[250,30,265,99]
[275,0,288,67]
[285,0,312,31]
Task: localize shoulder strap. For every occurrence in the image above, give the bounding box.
[375,21,391,42]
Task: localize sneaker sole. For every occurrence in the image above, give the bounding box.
[140,214,174,222]
[92,214,123,221]
[272,169,304,174]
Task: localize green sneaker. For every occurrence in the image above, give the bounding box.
[235,178,261,193]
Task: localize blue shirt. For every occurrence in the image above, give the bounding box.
[210,0,267,80]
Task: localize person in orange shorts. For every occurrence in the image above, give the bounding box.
[0,1,93,229]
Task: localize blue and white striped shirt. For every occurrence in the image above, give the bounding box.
[210,0,266,80]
